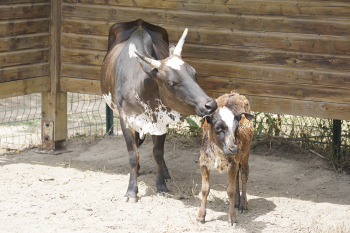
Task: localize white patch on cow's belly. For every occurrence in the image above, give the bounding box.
[123,95,181,138]
[165,57,184,70]
[129,43,137,58]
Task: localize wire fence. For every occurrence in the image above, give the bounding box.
[1,93,349,165]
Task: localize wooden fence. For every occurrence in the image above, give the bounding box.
[0,0,349,149]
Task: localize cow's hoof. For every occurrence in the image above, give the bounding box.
[228,221,237,227]
[124,196,138,203]
[196,217,205,223]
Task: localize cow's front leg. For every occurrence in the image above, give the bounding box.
[227,162,239,227]
[152,134,168,193]
[120,118,139,203]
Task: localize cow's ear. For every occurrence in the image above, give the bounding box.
[169,45,175,56]
[137,62,156,75]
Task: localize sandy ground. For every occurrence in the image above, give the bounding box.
[1,136,350,233]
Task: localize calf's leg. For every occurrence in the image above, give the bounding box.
[227,162,239,227]
[234,166,240,209]
[239,159,249,213]
[197,165,210,223]
[152,134,169,193]
[120,118,139,203]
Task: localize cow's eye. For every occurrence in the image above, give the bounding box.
[168,81,178,87]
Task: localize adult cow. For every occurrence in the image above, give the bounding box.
[100,19,217,202]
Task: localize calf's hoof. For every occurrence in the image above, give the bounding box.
[240,209,248,214]
[196,216,205,223]
[228,221,237,227]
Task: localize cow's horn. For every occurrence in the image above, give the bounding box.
[173,28,188,56]
[134,51,161,69]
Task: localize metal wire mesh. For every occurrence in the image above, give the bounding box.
[0,93,42,150]
[0,93,349,162]
[253,112,350,159]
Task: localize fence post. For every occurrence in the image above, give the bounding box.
[106,104,114,135]
[42,0,67,150]
[333,119,342,162]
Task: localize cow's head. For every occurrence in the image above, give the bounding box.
[135,29,217,117]
[206,108,254,155]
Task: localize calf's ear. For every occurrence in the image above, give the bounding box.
[200,115,212,125]
[235,112,255,122]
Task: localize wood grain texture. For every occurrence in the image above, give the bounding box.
[0,0,49,4]
[0,63,49,83]
[0,76,50,99]
[0,19,50,37]
[198,76,350,104]
[62,0,350,19]
[62,49,106,66]
[0,33,49,52]
[0,49,49,68]
[62,33,107,51]
[60,77,102,95]
[62,3,165,23]
[166,10,350,36]
[0,3,50,20]
[61,63,101,80]
[61,20,350,56]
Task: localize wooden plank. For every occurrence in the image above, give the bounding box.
[62,33,107,51]
[199,76,350,105]
[0,33,49,52]
[61,21,350,56]
[61,48,106,66]
[42,0,67,149]
[0,19,49,37]
[182,44,350,71]
[247,96,350,121]
[0,3,50,20]
[60,77,102,95]
[62,4,165,23]
[188,59,350,89]
[62,0,350,18]
[165,26,350,56]
[166,10,350,36]
[0,0,49,4]
[0,76,50,99]
[0,63,49,83]
[61,63,101,80]
[0,48,49,68]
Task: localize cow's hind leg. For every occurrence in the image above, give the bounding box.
[120,118,139,203]
[162,160,171,181]
[152,134,169,193]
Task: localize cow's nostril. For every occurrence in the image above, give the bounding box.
[205,99,218,114]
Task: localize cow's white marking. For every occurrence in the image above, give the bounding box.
[165,57,184,70]
[123,95,182,138]
[219,107,234,128]
[129,43,137,58]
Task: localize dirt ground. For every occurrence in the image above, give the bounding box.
[1,136,350,233]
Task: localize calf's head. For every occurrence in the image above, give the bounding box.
[206,107,254,156]
[135,29,217,117]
